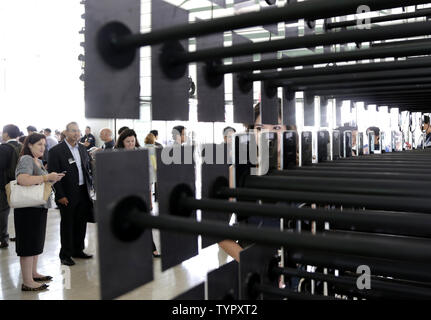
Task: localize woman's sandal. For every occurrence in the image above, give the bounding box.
[33,276,53,282]
[21,283,49,292]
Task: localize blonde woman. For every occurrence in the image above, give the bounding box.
[144,133,161,258]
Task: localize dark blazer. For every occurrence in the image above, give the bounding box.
[0,142,17,210]
[48,141,93,204]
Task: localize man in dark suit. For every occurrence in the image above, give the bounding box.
[0,124,22,248]
[80,126,96,150]
[150,130,163,148]
[48,122,94,266]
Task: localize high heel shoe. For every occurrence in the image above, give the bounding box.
[33,276,53,282]
[21,283,49,292]
[152,251,161,258]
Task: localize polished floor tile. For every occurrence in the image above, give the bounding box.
[0,209,231,300]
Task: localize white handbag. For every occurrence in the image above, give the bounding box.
[5,180,52,209]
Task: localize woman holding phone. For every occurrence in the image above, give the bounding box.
[15,133,65,291]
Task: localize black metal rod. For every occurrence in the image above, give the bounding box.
[274,266,431,299]
[276,75,431,90]
[253,283,337,300]
[215,42,431,74]
[112,0,431,48]
[171,21,431,65]
[129,213,431,263]
[272,169,431,181]
[269,67,431,87]
[217,187,431,214]
[292,166,430,174]
[352,153,431,158]
[335,91,431,99]
[241,174,431,198]
[290,76,431,90]
[371,37,431,48]
[315,162,429,169]
[311,84,431,96]
[335,158,431,163]
[288,250,431,282]
[325,8,431,29]
[329,94,431,101]
[244,57,431,82]
[182,197,431,238]
[360,97,431,103]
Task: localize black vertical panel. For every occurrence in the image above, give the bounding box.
[261,1,278,35]
[239,245,279,300]
[208,261,239,300]
[320,96,328,127]
[304,91,315,126]
[156,146,198,271]
[304,21,316,52]
[283,9,298,127]
[85,0,141,119]
[336,99,343,127]
[197,33,225,122]
[232,32,254,124]
[339,15,348,52]
[96,150,153,300]
[323,18,333,54]
[200,144,230,249]
[261,52,278,125]
[212,0,226,7]
[282,87,296,127]
[151,1,189,121]
[173,282,205,300]
[301,131,313,166]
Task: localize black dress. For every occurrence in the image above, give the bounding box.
[14,155,50,257]
[14,207,48,256]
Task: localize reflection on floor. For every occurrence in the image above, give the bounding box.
[0,209,231,300]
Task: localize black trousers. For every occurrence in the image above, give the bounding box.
[59,186,92,259]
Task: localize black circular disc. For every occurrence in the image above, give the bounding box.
[169,184,195,217]
[160,41,187,80]
[111,195,148,242]
[210,176,229,199]
[237,73,253,94]
[305,19,316,29]
[97,21,136,69]
[204,59,224,88]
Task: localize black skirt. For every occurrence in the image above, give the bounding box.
[14,207,48,256]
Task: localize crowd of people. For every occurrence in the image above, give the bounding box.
[0,122,170,292]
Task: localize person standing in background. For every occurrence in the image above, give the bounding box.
[99,128,115,150]
[80,126,96,150]
[0,124,22,248]
[43,128,58,151]
[150,130,163,148]
[117,126,129,138]
[172,125,186,145]
[48,122,94,266]
[14,134,65,291]
[26,126,37,136]
[421,115,431,148]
